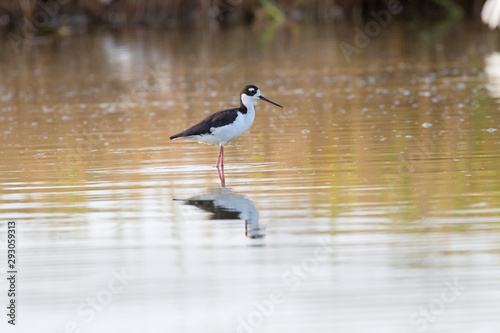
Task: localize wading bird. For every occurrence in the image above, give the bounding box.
[170,85,282,172]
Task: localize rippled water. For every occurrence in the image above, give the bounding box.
[1,20,500,332]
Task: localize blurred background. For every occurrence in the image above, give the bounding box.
[1,1,500,333]
[0,0,488,30]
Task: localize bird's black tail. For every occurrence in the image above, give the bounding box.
[170,133,182,140]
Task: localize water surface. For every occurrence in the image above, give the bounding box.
[1,20,500,332]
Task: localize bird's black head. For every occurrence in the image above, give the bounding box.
[241,85,259,97]
[240,84,283,108]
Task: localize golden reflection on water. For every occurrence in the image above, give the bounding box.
[1,21,500,332]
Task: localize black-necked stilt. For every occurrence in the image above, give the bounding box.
[170,85,282,168]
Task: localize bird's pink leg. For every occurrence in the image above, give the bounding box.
[216,145,225,187]
[220,146,224,167]
[216,145,222,168]
[216,145,225,168]
[217,164,225,187]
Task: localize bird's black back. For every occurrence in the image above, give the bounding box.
[170,108,239,139]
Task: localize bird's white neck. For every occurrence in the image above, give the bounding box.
[241,94,256,113]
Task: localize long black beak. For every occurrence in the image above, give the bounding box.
[259,95,283,108]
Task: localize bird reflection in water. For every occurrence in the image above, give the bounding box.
[175,187,264,239]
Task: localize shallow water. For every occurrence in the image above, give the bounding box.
[1,20,500,332]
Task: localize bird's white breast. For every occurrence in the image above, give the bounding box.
[194,107,254,146]
[185,100,256,146]
[212,110,254,144]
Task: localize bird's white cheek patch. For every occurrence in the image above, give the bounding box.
[241,94,256,105]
